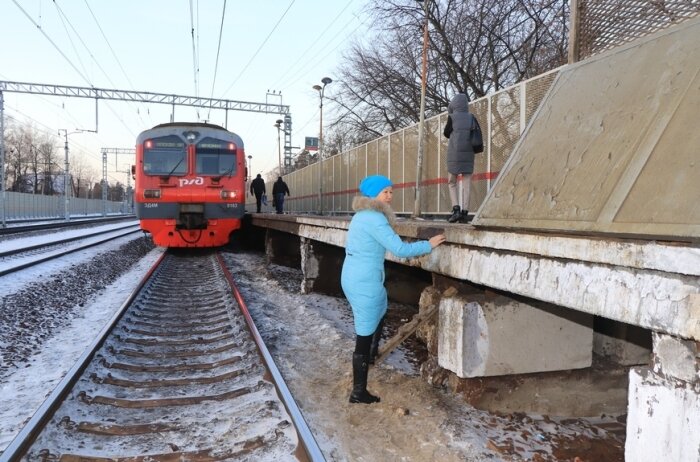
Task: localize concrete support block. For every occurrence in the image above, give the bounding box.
[652,333,699,383]
[299,238,343,295]
[625,367,700,462]
[593,320,652,365]
[265,229,300,268]
[438,295,592,377]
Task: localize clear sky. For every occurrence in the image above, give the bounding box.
[0,0,370,185]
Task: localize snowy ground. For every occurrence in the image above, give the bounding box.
[222,251,624,461]
[0,225,623,460]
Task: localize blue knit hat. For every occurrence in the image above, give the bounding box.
[359,175,392,198]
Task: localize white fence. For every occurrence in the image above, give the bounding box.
[2,191,127,220]
[248,68,561,216]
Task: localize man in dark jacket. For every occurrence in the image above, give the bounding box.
[272,176,290,214]
[250,174,266,213]
[444,93,482,223]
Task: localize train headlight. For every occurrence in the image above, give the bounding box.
[144,189,161,199]
[220,190,238,200]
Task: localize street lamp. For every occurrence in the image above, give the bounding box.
[274,119,283,175]
[313,76,332,215]
[413,0,430,218]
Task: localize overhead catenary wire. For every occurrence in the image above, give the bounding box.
[53,1,92,85]
[11,0,92,85]
[13,1,140,139]
[269,1,356,90]
[207,0,228,121]
[220,0,297,97]
[189,0,200,119]
[82,0,152,127]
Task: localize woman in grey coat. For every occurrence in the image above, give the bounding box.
[444,93,481,223]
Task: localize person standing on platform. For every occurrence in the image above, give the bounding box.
[341,175,446,404]
[250,174,266,213]
[272,176,290,214]
[444,92,482,223]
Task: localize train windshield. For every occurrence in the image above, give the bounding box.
[143,135,187,176]
[195,137,237,176]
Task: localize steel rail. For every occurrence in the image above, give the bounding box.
[0,216,136,235]
[0,223,139,258]
[217,253,325,462]
[0,252,167,462]
[0,228,142,277]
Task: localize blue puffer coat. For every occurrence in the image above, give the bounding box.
[341,196,432,336]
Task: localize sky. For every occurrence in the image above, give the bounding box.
[0,0,371,186]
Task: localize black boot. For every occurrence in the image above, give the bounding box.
[349,353,380,404]
[369,318,384,365]
[448,205,461,223]
[460,210,471,223]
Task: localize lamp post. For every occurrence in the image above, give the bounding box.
[313,77,332,215]
[274,119,283,175]
[413,0,430,218]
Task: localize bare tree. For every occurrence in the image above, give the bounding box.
[71,154,98,198]
[329,0,569,143]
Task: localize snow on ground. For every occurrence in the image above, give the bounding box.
[0,227,160,453]
[0,226,622,460]
[0,220,139,253]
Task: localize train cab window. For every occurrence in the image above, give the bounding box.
[196,137,237,176]
[143,135,187,176]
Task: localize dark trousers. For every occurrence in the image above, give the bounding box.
[354,333,373,356]
[254,194,262,213]
[274,193,285,214]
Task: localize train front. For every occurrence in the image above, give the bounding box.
[134,123,246,247]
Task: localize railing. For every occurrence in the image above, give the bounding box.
[573,0,700,61]
[274,67,560,217]
[2,191,127,220]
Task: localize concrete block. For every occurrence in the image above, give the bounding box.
[626,367,700,462]
[437,295,592,377]
[593,321,651,365]
[652,333,699,383]
[299,238,343,295]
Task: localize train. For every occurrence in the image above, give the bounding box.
[133,122,246,247]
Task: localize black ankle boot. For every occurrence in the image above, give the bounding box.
[460,210,471,223]
[349,353,380,404]
[369,318,384,364]
[448,205,461,223]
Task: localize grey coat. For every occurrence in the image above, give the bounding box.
[444,93,475,175]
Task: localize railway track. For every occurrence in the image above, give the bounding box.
[0,224,142,277]
[0,216,136,236]
[1,251,322,461]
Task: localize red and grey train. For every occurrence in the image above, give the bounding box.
[134,122,246,247]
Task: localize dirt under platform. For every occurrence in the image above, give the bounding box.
[224,250,627,461]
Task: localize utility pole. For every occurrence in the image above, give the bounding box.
[0,90,5,228]
[101,148,135,216]
[58,129,71,221]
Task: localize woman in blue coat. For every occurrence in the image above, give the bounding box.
[341,175,445,404]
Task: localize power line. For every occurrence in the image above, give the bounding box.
[11,0,92,85]
[270,1,356,90]
[220,0,297,97]
[207,0,228,121]
[53,1,93,85]
[189,0,200,119]
[82,0,152,126]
